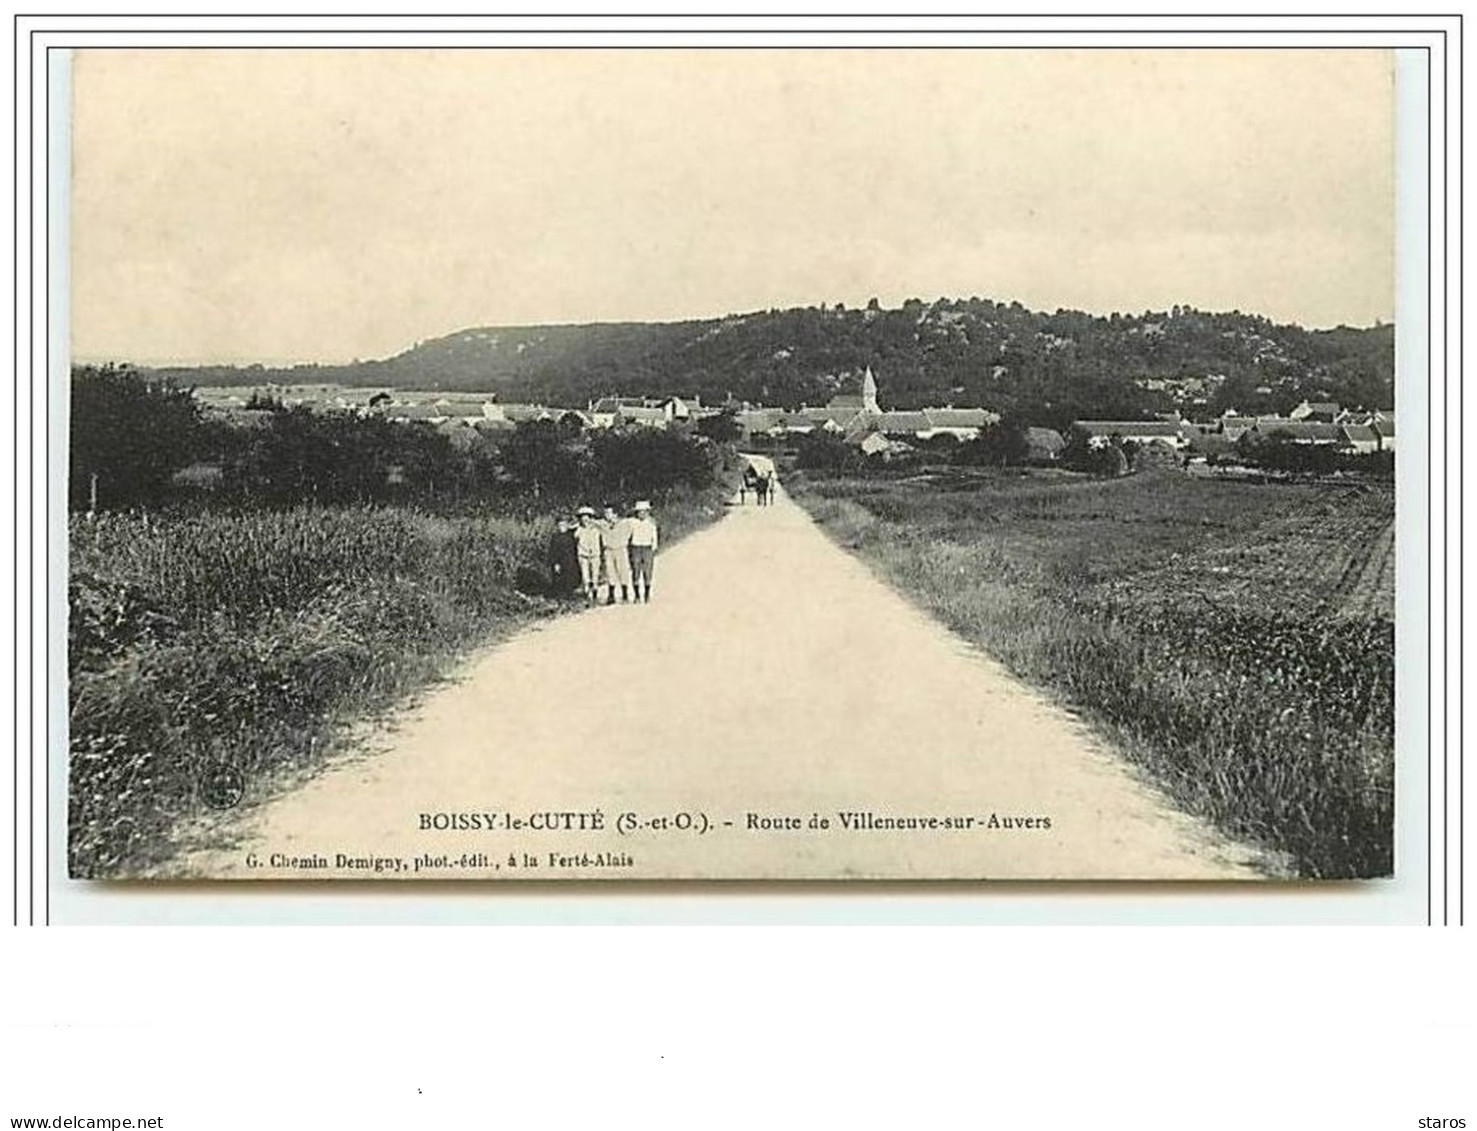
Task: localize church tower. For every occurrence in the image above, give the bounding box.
[823,366,883,416]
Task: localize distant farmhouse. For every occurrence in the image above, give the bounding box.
[1186,404,1394,458]
[587,395,698,429]
[1074,420,1190,450]
[1288,399,1342,422]
[1066,399,1396,469]
[198,383,713,438]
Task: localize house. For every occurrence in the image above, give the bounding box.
[856,432,914,460]
[420,398,498,426]
[1024,427,1066,464]
[1254,415,1296,431]
[1073,420,1189,449]
[1211,413,1258,437]
[797,406,859,430]
[1290,399,1342,422]
[1219,415,1259,440]
[1371,414,1395,452]
[876,411,933,437]
[587,395,689,429]
[1186,432,1238,461]
[919,407,998,439]
[768,413,819,437]
[842,414,880,444]
[589,395,648,413]
[735,408,784,440]
[614,406,669,428]
[1255,421,1343,445]
[503,404,558,424]
[386,404,450,424]
[1339,424,1380,455]
[587,395,643,428]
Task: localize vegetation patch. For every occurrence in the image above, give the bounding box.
[67,366,737,876]
[790,469,1394,878]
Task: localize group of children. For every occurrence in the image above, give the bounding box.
[547,501,660,605]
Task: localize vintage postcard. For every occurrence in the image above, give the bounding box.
[65,46,1397,882]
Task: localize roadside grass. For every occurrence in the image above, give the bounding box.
[68,481,733,877]
[790,470,1394,879]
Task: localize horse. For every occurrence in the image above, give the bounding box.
[741,466,759,504]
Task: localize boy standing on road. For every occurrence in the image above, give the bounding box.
[601,505,634,604]
[628,500,659,603]
[573,507,604,605]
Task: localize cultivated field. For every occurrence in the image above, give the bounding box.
[789,468,1395,878]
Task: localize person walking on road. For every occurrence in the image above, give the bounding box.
[573,506,604,605]
[601,505,634,604]
[628,500,659,603]
[755,470,773,506]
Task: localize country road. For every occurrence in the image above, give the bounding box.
[173,463,1264,881]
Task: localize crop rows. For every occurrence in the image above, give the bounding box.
[792,471,1395,878]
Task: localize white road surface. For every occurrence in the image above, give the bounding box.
[173,461,1264,881]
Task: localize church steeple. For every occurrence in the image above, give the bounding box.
[823,366,883,415]
[861,366,879,413]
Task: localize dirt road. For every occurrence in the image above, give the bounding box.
[178,464,1263,881]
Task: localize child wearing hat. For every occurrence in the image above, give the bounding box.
[601,505,634,604]
[573,507,603,604]
[628,500,659,603]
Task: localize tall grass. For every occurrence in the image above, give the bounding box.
[792,472,1394,878]
[69,482,733,877]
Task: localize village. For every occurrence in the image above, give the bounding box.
[192,366,1395,470]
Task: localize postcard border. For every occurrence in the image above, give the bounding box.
[11,14,1462,925]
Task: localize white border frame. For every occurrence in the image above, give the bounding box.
[6,13,1462,925]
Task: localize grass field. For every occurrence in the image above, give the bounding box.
[789,467,1395,878]
[68,482,732,877]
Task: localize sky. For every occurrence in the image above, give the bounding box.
[70,48,1395,366]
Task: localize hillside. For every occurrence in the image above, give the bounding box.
[149,297,1394,427]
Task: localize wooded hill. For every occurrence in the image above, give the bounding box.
[149,297,1394,427]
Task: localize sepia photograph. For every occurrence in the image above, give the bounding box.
[65,46,1397,883]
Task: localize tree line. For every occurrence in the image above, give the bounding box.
[792,419,1394,479]
[70,365,722,513]
[151,297,1394,429]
